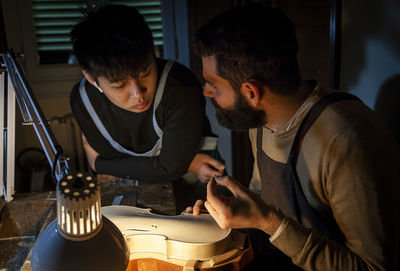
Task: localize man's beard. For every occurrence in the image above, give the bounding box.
[212,93,266,131]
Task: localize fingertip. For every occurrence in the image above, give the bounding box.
[208,176,216,187]
[214,175,223,183]
[214,176,231,189]
[193,206,200,216]
[195,199,204,206]
[185,206,193,213]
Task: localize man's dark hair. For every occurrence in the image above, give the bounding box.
[194,4,301,95]
[71,5,154,82]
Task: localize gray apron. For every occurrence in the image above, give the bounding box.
[247,92,360,270]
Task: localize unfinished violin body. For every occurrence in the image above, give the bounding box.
[102,206,253,270]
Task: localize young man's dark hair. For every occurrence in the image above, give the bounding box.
[71,5,154,83]
[194,4,301,95]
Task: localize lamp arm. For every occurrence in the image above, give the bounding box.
[1,49,69,182]
[1,50,129,271]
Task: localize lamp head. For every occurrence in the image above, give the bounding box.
[30,172,129,271]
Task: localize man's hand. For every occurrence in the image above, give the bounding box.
[185,199,207,216]
[188,153,225,183]
[205,176,283,235]
[82,133,99,171]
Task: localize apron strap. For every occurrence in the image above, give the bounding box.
[288,91,361,241]
[288,92,361,163]
[152,60,173,137]
[256,127,263,170]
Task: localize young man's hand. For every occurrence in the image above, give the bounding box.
[188,153,225,183]
[82,133,99,171]
[204,176,283,236]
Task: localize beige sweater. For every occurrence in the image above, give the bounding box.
[249,84,400,270]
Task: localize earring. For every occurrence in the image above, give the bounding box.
[93,82,103,93]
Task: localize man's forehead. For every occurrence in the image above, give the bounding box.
[201,55,217,78]
[98,61,154,83]
[98,75,127,84]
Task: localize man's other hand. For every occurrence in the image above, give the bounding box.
[205,176,283,235]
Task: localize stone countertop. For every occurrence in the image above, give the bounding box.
[0,179,176,271]
[0,191,57,271]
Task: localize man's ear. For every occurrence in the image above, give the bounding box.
[82,70,103,93]
[82,70,96,85]
[240,79,263,107]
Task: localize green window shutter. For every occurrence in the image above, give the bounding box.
[31,0,163,64]
[32,0,87,64]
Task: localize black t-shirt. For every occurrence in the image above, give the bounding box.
[70,59,211,182]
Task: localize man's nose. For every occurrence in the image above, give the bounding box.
[203,85,215,98]
[129,79,145,98]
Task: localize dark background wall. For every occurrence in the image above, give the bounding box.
[341,0,400,144]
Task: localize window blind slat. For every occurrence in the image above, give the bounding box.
[37,44,73,51]
[36,27,74,35]
[34,19,83,27]
[37,36,71,43]
[32,3,86,10]
[33,12,86,19]
[111,1,161,7]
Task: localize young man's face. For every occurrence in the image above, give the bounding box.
[94,59,158,113]
[201,55,266,131]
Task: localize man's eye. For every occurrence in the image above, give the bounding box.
[112,84,125,89]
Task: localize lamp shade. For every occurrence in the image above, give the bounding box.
[30,172,129,271]
[30,216,129,271]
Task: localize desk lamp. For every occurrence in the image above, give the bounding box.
[1,50,129,271]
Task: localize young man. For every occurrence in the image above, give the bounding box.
[69,5,225,211]
[191,4,400,271]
